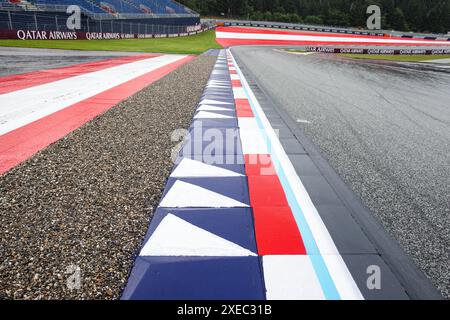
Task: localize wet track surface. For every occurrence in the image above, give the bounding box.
[232,46,450,298]
[0,47,139,76]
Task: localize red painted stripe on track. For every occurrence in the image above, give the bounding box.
[235,98,254,117]
[245,154,306,254]
[0,55,195,175]
[217,26,449,42]
[247,175,290,207]
[252,206,307,255]
[235,99,251,108]
[245,154,276,176]
[231,80,242,87]
[0,54,159,94]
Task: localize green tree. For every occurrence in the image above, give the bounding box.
[325,8,350,27]
[262,11,273,21]
[250,11,264,21]
[177,0,448,33]
[287,13,301,23]
[304,15,323,25]
[387,7,409,31]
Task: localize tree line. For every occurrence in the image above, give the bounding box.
[178,0,450,34]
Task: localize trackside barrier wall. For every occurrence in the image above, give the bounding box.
[305,46,450,55]
[213,19,450,41]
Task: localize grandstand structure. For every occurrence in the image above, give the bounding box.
[0,0,201,35]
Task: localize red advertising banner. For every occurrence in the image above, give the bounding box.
[0,26,211,40]
[306,46,450,55]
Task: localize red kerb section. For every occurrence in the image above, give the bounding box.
[0,54,160,94]
[0,55,195,175]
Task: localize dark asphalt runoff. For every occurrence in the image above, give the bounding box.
[232,46,450,299]
[0,47,141,76]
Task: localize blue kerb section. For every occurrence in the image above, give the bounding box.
[145,208,258,254]
[189,118,238,128]
[173,156,246,175]
[182,127,242,156]
[123,51,270,300]
[162,177,250,206]
[203,49,222,56]
[231,52,341,300]
[125,256,265,300]
[180,130,243,155]
[194,110,236,117]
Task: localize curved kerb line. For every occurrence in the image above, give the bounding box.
[228,49,363,300]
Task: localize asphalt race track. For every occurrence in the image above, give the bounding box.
[0,29,448,300]
[231,46,450,298]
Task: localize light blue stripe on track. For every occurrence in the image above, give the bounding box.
[231,52,340,300]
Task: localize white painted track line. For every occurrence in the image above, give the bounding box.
[263,255,325,300]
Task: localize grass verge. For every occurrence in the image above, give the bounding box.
[0,30,222,55]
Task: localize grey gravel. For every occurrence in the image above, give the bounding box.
[232,46,450,299]
[0,55,216,300]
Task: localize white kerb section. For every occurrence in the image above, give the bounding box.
[238,117,269,155]
[263,255,325,300]
[233,87,247,99]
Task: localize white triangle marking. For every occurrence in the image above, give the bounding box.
[207,84,230,89]
[200,99,232,105]
[207,82,230,87]
[194,111,233,119]
[172,158,243,177]
[159,180,248,208]
[197,105,231,112]
[140,214,256,256]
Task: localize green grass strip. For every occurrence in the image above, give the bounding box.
[0,30,222,55]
